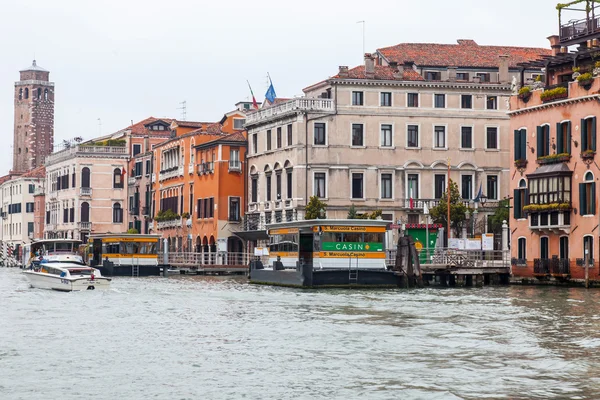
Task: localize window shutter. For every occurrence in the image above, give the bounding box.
[514,189,521,219]
[580,183,586,214]
[536,126,543,157]
[520,129,527,160]
[566,121,571,154]
[514,130,520,160]
[592,117,597,151]
[525,189,529,206]
[581,118,588,150]
[592,182,596,215]
[556,122,563,154]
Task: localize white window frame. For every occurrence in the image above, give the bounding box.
[432,124,448,150]
[312,170,328,200]
[233,118,246,130]
[350,122,365,148]
[406,92,420,108]
[486,173,500,200]
[351,91,364,106]
[486,95,498,110]
[433,93,446,109]
[379,170,394,200]
[460,173,474,200]
[406,123,421,149]
[485,125,500,151]
[517,237,527,260]
[313,121,328,147]
[460,94,473,109]
[379,123,394,148]
[228,196,241,221]
[132,143,142,156]
[405,172,421,200]
[380,91,393,107]
[460,124,475,150]
[349,170,366,200]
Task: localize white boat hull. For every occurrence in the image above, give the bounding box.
[23,271,111,291]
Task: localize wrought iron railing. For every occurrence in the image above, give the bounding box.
[533,258,550,274]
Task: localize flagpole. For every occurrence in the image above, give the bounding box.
[447,158,451,242]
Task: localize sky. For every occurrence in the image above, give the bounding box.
[0,0,557,175]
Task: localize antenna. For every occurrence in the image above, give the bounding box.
[178,101,187,121]
[357,21,365,56]
[97,118,102,135]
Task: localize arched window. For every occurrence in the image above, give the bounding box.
[81,167,90,188]
[113,203,123,223]
[514,179,528,219]
[18,89,22,100]
[113,168,123,189]
[18,148,21,154]
[24,88,29,99]
[540,237,549,259]
[580,171,595,216]
[81,202,90,223]
[37,88,42,100]
[44,89,48,101]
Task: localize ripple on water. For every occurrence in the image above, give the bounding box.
[1,269,600,399]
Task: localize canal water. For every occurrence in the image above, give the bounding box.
[2,269,600,400]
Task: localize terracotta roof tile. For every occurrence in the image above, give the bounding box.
[377,39,551,69]
[334,65,425,81]
[21,165,45,179]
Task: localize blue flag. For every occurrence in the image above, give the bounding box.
[265,75,277,103]
[474,183,483,202]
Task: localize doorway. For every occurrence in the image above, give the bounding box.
[299,233,314,267]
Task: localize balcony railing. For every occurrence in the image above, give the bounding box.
[403,198,471,210]
[130,207,139,216]
[128,177,136,185]
[188,163,194,174]
[142,206,150,216]
[533,258,550,275]
[159,165,184,181]
[157,219,182,229]
[229,160,242,172]
[45,223,56,231]
[78,221,92,231]
[560,15,600,44]
[46,145,128,165]
[246,98,335,125]
[551,259,570,275]
[80,187,92,196]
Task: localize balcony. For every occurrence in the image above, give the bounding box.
[142,206,150,216]
[78,222,91,231]
[528,210,571,234]
[33,186,45,196]
[188,163,194,174]
[229,160,242,172]
[245,98,335,125]
[274,200,282,209]
[45,144,128,165]
[197,162,214,175]
[151,174,156,183]
[128,177,136,186]
[159,165,183,182]
[534,258,571,277]
[403,198,471,210]
[264,201,271,210]
[45,223,56,231]
[157,219,182,229]
[130,207,139,216]
[80,187,92,196]
[559,2,600,46]
[248,203,259,212]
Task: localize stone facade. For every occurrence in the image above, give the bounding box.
[13,61,54,173]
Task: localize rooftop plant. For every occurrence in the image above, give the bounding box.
[577,72,593,82]
[155,209,180,222]
[540,86,567,101]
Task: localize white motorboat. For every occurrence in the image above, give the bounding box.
[23,254,111,292]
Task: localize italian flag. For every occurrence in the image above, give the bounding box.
[247,80,259,109]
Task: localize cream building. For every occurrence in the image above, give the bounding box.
[0,167,45,256]
[243,40,548,241]
[44,138,129,242]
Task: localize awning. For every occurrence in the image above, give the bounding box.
[527,163,573,177]
[233,230,268,241]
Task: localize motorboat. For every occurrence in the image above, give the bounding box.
[23,254,111,291]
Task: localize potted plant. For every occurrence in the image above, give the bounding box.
[514,159,528,169]
[518,86,531,102]
[577,72,594,90]
[594,61,600,77]
[582,149,596,160]
[540,86,568,102]
[536,152,571,165]
[572,67,581,80]
[523,202,571,213]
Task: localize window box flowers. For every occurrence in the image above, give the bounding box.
[523,203,571,213]
[576,72,594,90]
[540,86,568,102]
[581,149,596,160]
[536,152,571,165]
[514,159,528,169]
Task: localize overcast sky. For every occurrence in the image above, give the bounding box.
[0,0,557,175]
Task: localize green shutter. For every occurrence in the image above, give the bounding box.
[514,130,520,161]
[581,118,588,151]
[537,126,543,158]
[514,189,521,219]
[567,121,572,154]
[520,129,527,160]
[580,183,586,215]
[556,122,563,154]
[592,117,597,151]
[545,127,550,156]
[592,182,596,215]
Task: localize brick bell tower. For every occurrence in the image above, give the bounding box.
[13,60,55,173]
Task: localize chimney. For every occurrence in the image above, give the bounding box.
[391,62,404,79]
[144,135,150,153]
[547,35,561,56]
[338,65,349,78]
[498,55,509,84]
[364,53,375,79]
[448,66,457,82]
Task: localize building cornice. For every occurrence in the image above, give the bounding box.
[329,78,513,91]
[508,94,600,115]
[15,80,54,87]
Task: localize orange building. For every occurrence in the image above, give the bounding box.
[151,104,248,262]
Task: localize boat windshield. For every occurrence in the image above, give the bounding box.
[67,268,94,275]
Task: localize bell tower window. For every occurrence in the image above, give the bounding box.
[18,89,22,100]
[24,88,29,99]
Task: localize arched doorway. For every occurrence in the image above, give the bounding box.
[227,236,244,265]
[195,236,201,253]
[202,236,209,265]
[209,236,217,264]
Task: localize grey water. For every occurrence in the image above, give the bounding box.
[1,268,600,400]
